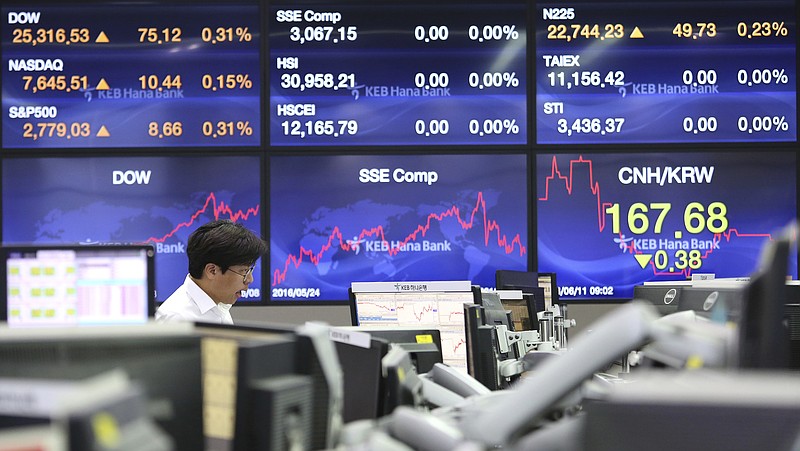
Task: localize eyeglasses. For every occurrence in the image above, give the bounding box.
[226,265,255,283]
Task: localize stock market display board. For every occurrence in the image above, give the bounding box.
[2,0,797,303]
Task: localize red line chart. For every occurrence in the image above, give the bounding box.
[272,191,527,286]
[538,155,780,278]
[145,192,260,243]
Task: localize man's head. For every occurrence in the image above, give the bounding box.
[187,219,268,304]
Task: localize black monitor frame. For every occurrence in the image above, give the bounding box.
[0,243,156,325]
[193,320,341,451]
[333,335,391,422]
[464,304,501,390]
[0,324,203,451]
[351,328,443,374]
[738,225,794,369]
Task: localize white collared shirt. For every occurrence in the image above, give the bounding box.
[155,275,234,324]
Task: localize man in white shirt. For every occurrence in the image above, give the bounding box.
[155,219,268,324]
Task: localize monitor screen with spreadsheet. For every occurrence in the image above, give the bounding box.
[348,280,479,372]
[1,244,155,327]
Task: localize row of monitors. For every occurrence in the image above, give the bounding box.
[348,275,555,375]
[0,320,348,451]
[1,0,797,148]
[2,150,798,304]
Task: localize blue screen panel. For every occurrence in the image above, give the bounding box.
[270,153,528,301]
[536,151,798,301]
[2,155,263,302]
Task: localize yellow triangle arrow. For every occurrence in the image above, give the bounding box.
[634,254,652,268]
[96,125,110,137]
[630,27,644,39]
[95,31,109,43]
[96,79,110,90]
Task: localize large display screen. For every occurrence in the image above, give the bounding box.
[536,0,796,144]
[269,1,527,146]
[2,3,260,149]
[536,151,798,301]
[1,155,263,302]
[270,153,528,301]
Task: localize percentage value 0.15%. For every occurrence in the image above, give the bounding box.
[201,74,253,91]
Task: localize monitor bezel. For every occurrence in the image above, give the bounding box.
[0,243,156,323]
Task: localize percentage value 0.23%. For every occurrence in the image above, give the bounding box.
[737,21,789,38]
[201,74,253,91]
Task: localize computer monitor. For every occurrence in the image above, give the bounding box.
[495,289,545,333]
[0,370,173,451]
[737,223,795,369]
[537,273,560,309]
[349,280,478,372]
[676,287,743,323]
[350,328,443,374]
[633,284,684,316]
[0,323,204,451]
[478,291,513,330]
[496,270,538,292]
[495,270,560,309]
[464,304,501,390]
[61,372,173,451]
[787,303,800,369]
[195,325,313,451]
[1,244,156,327]
[381,346,424,415]
[194,320,343,451]
[332,334,391,422]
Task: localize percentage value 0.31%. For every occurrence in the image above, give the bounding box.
[201,26,252,43]
[201,74,253,91]
[202,121,254,138]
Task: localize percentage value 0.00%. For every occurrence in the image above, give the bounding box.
[414,24,520,42]
[737,68,789,86]
[413,119,519,136]
[468,72,519,89]
[413,72,520,90]
[681,116,790,134]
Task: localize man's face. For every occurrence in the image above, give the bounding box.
[210,264,254,304]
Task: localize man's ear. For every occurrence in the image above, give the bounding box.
[204,263,218,279]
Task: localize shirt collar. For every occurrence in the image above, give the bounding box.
[184,275,219,315]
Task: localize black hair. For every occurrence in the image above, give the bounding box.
[186,219,268,278]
